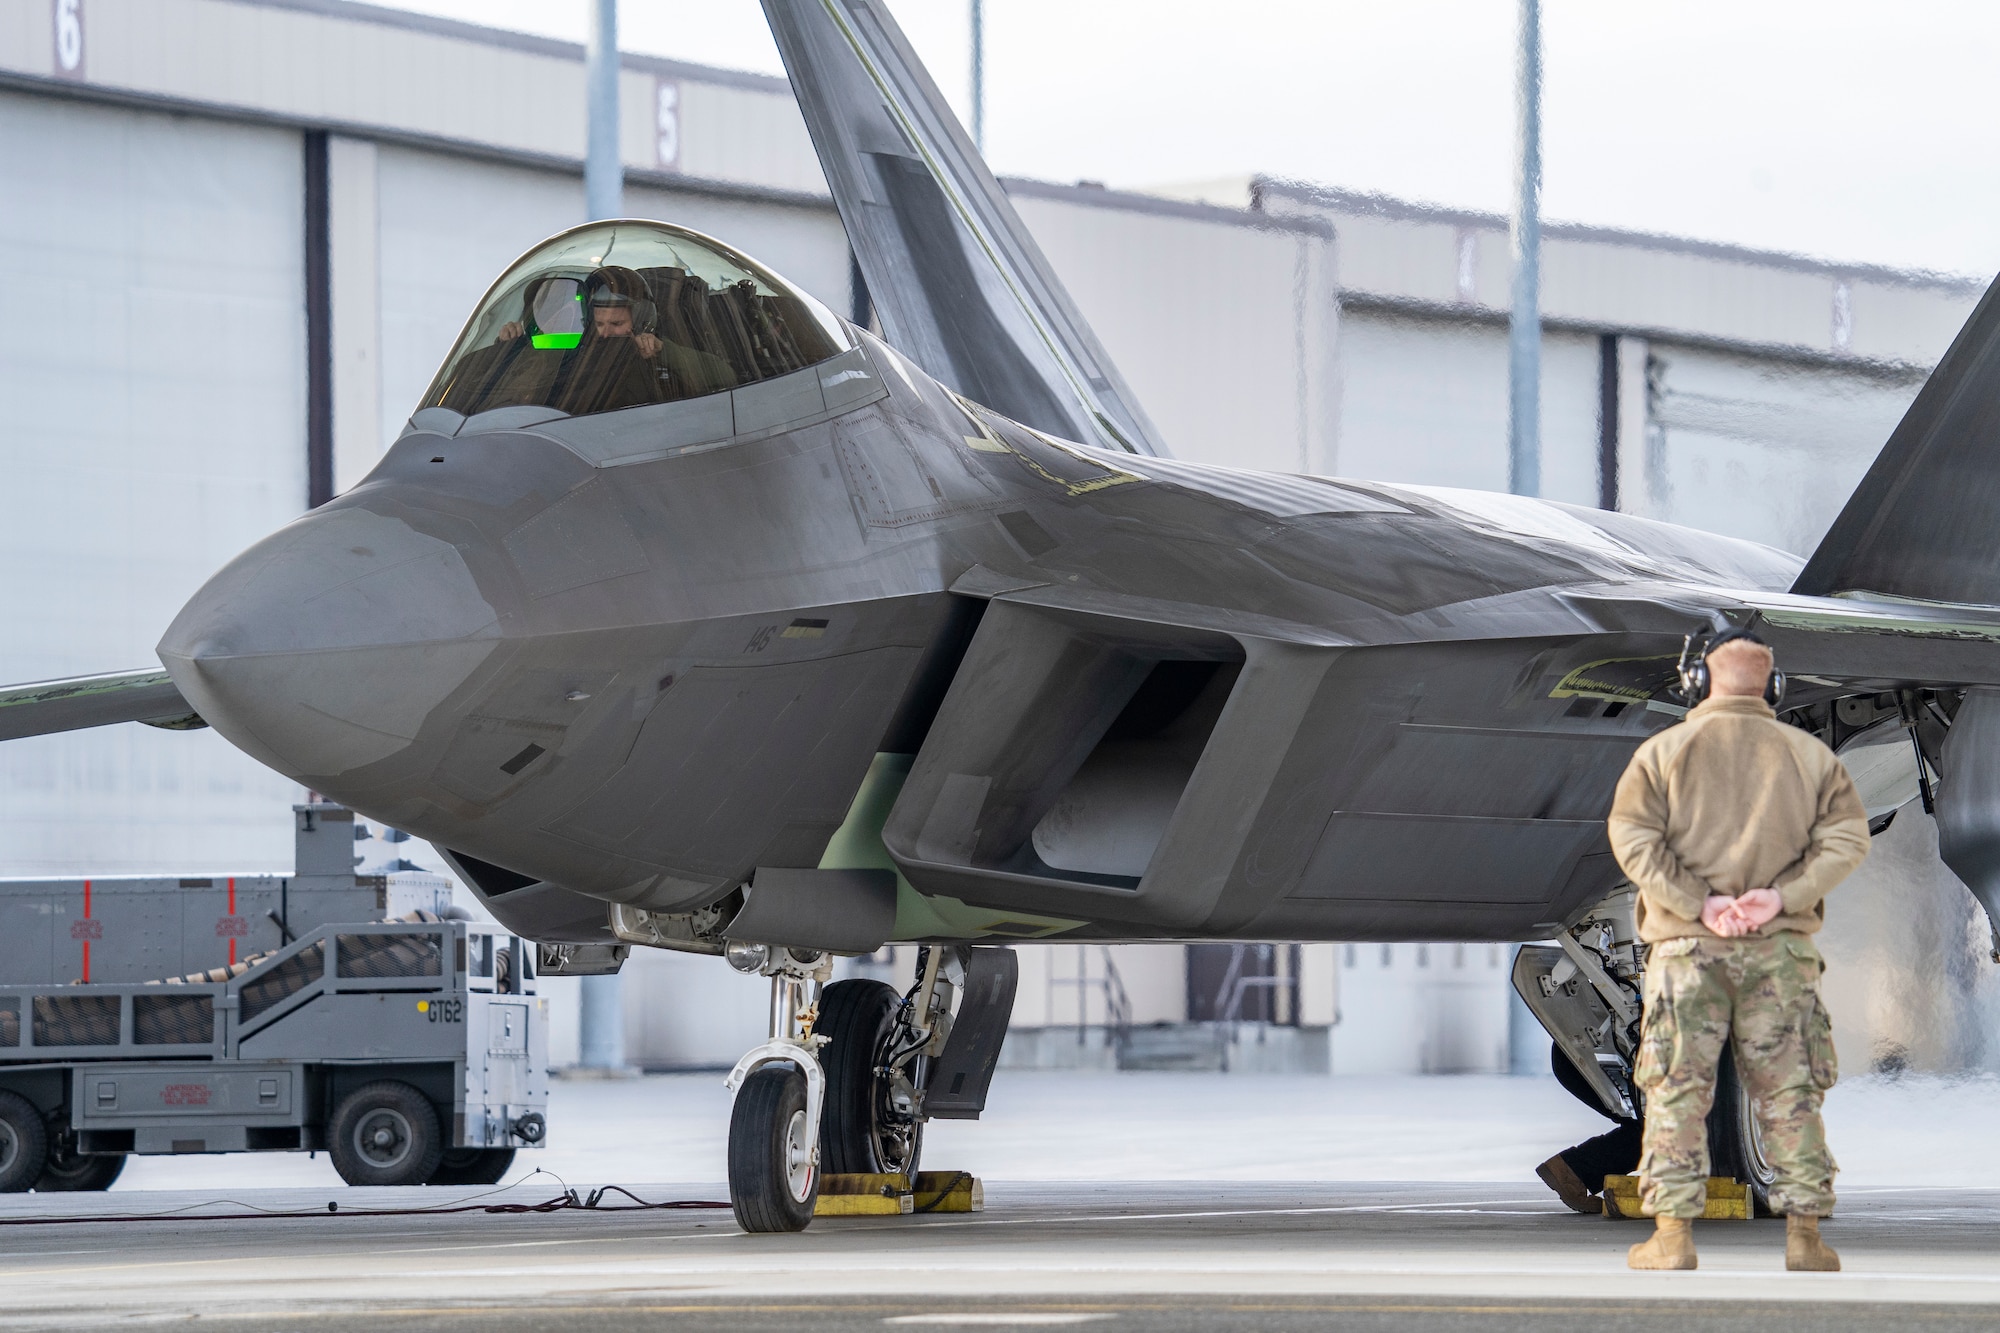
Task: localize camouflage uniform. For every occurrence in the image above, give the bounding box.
[1635,933,1840,1219]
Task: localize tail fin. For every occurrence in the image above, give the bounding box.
[1793,271,2000,602]
[761,0,1169,457]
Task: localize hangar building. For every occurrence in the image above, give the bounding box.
[0,0,1981,1073]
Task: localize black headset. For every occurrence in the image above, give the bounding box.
[1675,626,1785,707]
[585,267,659,338]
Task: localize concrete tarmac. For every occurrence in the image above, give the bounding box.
[5,1182,2000,1331]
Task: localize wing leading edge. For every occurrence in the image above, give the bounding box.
[761,0,1170,457]
[0,669,203,742]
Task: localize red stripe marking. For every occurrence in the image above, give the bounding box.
[228,877,237,966]
[82,880,91,983]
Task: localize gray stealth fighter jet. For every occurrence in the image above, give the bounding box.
[8,0,2000,1230]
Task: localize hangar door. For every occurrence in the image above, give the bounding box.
[0,89,306,874]
[1642,344,1920,557]
[1334,311,1603,507]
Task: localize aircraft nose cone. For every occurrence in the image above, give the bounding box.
[159,505,501,781]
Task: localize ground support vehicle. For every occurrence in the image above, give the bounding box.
[0,806,548,1190]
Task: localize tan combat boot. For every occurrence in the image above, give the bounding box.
[1627,1216,1697,1270]
[1535,1154,1602,1215]
[1786,1215,1840,1271]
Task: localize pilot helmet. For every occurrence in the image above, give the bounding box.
[585,266,657,335]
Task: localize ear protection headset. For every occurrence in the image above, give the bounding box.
[585,266,659,337]
[1676,626,1785,707]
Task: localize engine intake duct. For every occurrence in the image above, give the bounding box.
[882,598,1245,928]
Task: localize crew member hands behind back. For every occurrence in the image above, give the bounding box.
[1607,628,1868,1273]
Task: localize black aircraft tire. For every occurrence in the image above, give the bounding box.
[427,1147,516,1186]
[35,1137,126,1192]
[728,1064,818,1233]
[329,1081,444,1187]
[818,978,921,1177]
[1706,1044,1780,1218]
[0,1092,47,1194]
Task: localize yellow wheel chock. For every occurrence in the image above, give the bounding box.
[1600,1174,1751,1221]
[814,1171,983,1217]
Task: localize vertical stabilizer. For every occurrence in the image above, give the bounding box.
[762,0,1169,456]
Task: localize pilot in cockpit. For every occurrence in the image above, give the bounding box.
[475,266,667,415]
[435,258,740,417]
[580,267,664,361]
[554,266,670,413]
[492,269,659,357]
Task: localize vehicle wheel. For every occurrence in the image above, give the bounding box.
[329,1081,443,1187]
[728,1064,818,1233]
[427,1147,516,1186]
[35,1134,125,1192]
[1706,1044,1780,1217]
[0,1092,47,1194]
[818,978,921,1177]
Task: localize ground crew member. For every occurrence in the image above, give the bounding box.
[1606,628,1869,1272]
[1534,1049,1641,1213]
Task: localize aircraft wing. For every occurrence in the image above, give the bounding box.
[0,668,204,742]
[761,0,1170,457]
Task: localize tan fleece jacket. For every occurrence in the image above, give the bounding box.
[1607,694,1871,943]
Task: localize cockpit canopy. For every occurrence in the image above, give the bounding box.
[421,221,850,422]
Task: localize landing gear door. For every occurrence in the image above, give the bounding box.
[1512,944,1633,1120]
[923,946,1018,1120]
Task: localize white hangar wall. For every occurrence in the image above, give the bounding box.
[1238,176,1970,557]
[1632,343,1921,555]
[1330,313,1605,508]
[1322,308,1927,557]
[1329,942,1512,1077]
[1008,185,1337,474]
[0,88,306,875]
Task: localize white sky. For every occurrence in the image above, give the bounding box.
[380,0,2000,280]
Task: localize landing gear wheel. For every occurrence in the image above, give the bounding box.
[35,1134,125,1192]
[426,1148,516,1186]
[0,1092,47,1194]
[728,1064,818,1233]
[1706,1044,1780,1217]
[329,1081,443,1186]
[818,978,922,1177]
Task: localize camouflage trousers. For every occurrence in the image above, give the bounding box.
[1635,932,1839,1219]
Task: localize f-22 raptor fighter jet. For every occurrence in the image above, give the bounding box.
[8,0,2000,1230]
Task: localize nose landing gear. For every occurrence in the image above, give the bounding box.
[722,941,1017,1233]
[723,944,831,1233]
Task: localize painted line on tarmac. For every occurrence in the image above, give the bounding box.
[0,1225,742,1281]
[885,1316,1116,1325]
[882,1197,1555,1229]
[48,1298,2000,1324]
